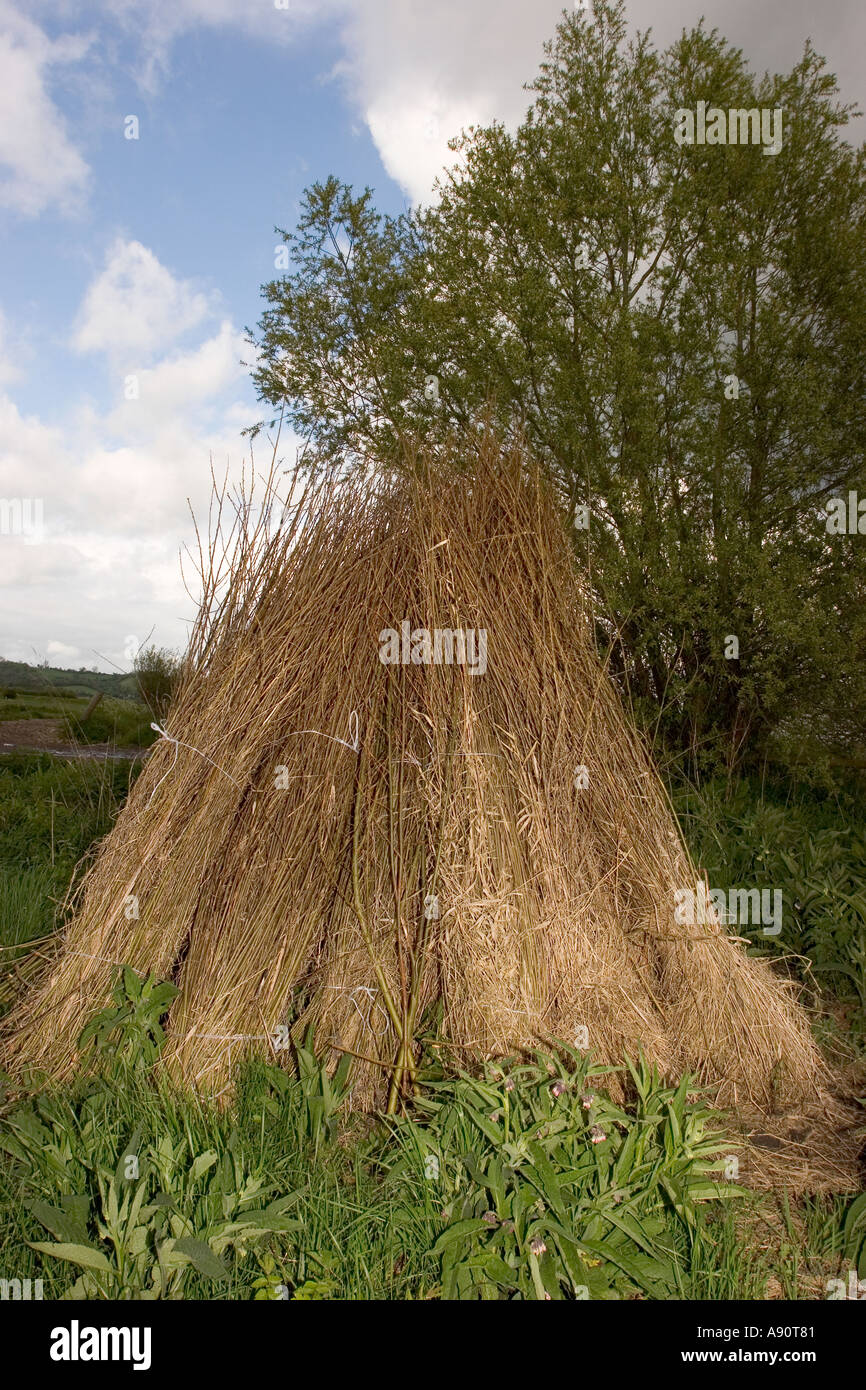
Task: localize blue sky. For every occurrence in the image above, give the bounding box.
[1,0,863,672]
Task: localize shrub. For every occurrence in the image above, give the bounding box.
[61,699,157,748]
[133,646,182,723]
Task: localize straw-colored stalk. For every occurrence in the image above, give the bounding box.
[0,433,830,1131]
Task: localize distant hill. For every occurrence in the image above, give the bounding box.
[0,658,139,701]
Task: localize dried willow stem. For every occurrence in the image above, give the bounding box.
[1,425,845,1191]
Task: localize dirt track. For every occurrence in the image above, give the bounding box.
[0,718,148,762]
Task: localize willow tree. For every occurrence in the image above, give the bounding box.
[248,0,866,778]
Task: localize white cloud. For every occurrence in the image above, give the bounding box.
[0,1,91,215]
[330,0,866,204]
[0,392,256,663]
[0,307,24,386]
[103,321,247,431]
[98,0,344,94]
[73,238,215,360]
[0,393,68,489]
[8,0,863,225]
[332,0,565,204]
[45,638,81,662]
[0,241,297,665]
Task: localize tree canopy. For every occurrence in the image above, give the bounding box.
[248,0,866,780]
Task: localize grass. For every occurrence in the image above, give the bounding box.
[673,775,866,1051]
[0,659,137,701]
[0,1033,861,1302]
[0,690,88,723]
[0,1040,767,1301]
[0,864,58,955]
[0,753,134,875]
[0,1057,438,1300]
[0,753,136,974]
[0,753,863,1300]
[60,697,157,749]
[0,689,156,749]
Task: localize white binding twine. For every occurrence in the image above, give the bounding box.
[283,710,360,754]
[324,984,391,1037]
[146,711,360,806]
[147,722,243,806]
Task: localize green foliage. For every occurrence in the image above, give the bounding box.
[61,697,157,748]
[0,685,154,746]
[779,1193,866,1289]
[0,758,861,1300]
[293,1026,353,1149]
[2,1095,301,1299]
[0,690,88,722]
[676,777,866,1032]
[0,753,134,876]
[840,1195,866,1279]
[289,1276,340,1300]
[249,0,866,779]
[0,754,134,953]
[0,863,59,970]
[133,646,182,724]
[387,1047,744,1300]
[0,1033,852,1302]
[78,968,180,1072]
[0,659,137,702]
[251,1249,340,1301]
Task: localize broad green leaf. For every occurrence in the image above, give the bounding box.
[28,1241,112,1272]
[27,1199,90,1246]
[171,1237,228,1281]
[431,1219,491,1254]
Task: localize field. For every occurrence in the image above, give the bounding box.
[0,660,138,702]
[0,689,157,753]
[0,747,863,1301]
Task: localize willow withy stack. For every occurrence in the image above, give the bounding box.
[0,435,837,1169]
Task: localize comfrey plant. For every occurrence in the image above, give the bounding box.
[2,1097,301,1300]
[388,1046,742,1300]
[78,968,179,1071]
